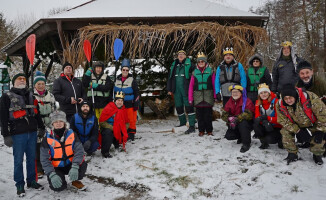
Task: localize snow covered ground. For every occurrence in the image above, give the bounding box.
[1,117,326,200]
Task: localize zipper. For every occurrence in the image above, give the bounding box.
[70,78,78,113]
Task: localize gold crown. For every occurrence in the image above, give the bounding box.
[115,91,125,99]
[258,83,269,90]
[197,52,206,59]
[281,41,292,47]
[223,47,234,55]
[228,84,243,92]
[177,50,186,55]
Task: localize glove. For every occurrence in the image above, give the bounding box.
[314,131,324,144]
[90,82,99,89]
[216,93,222,102]
[133,106,138,111]
[262,120,274,132]
[85,68,93,76]
[68,164,79,181]
[83,140,91,151]
[49,172,62,189]
[228,116,237,130]
[38,128,45,138]
[4,136,13,147]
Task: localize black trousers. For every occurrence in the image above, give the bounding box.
[253,123,282,144]
[222,96,231,107]
[196,107,213,133]
[296,128,312,143]
[101,129,119,155]
[225,120,252,145]
[36,143,43,173]
[47,161,87,191]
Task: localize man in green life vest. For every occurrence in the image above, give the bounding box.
[82,61,113,120]
[167,50,196,134]
[246,54,272,103]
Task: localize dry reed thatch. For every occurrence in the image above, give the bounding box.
[63,21,268,68]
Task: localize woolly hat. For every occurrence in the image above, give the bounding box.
[258,83,271,94]
[33,71,46,85]
[121,58,130,69]
[92,61,105,69]
[62,62,73,71]
[197,52,207,62]
[114,91,125,101]
[228,84,243,92]
[296,60,312,73]
[12,73,27,85]
[49,110,67,125]
[281,84,298,100]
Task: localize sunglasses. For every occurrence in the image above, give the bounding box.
[122,69,129,72]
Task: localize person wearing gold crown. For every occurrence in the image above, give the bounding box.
[215,47,247,106]
[253,83,283,149]
[99,91,130,158]
[188,52,216,136]
[271,41,302,94]
[221,85,255,153]
[167,50,196,134]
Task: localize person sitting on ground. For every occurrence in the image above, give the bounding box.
[99,91,129,158]
[70,100,100,156]
[40,110,87,191]
[276,84,326,165]
[253,83,283,149]
[221,85,255,153]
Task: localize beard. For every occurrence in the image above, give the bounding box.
[302,77,312,84]
[15,84,26,89]
[82,110,89,115]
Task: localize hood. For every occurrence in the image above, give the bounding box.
[276,45,298,69]
[248,53,264,66]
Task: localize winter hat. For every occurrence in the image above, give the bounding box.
[197,52,207,62]
[228,84,243,92]
[121,58,130,69]
[258,83,271,94]
[92,61,105,69]
[296,60,312,73]
[33,71,46,85]
[281,84,298,100]
[49,110,67,125]
[114,91,125,101]
[281,41,293,47]
[177,50,186,55]
[12,73,27,84]
[223,47,234,56]
[62,62,73,71]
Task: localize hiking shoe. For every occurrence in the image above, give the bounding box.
[27,180,44,190]
[16,185,25,197]
[185,126,195,134]
[278,141,284,149]
[128,133,135,141]
[72,180,87,190]
[313,155,323,165]
[240,145,250,153]
[103,152,112,158]
[259,143,269,149]
[207,132,213,136]
[237,138,242,144]
[37,171,44,179]
[198,132,205,137]
[284,153,298,164]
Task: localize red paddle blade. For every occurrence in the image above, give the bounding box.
[83,40,92,62]
[26,34,36,65]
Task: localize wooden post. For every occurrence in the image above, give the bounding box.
[56,20,67,51]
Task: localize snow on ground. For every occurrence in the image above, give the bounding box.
[0,117,326,200]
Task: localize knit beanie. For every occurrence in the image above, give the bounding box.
[281,84,298,100]
[62,62,73,71]
[49,110,67,126]
[92,61,105,69]
[296,60,312,73]
[12,73,27,85]
[33,71,46,85]
[257,83,271,94]
[121,58,130,69]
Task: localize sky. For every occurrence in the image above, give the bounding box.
[0,0,267,22]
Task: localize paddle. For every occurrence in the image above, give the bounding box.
[113,38,123,83]
[83,40,95,106]
[26,34,36,87]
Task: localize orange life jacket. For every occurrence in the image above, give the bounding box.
[46,129,75,167]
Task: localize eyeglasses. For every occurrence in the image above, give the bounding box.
[17,77,26,81]
[122,69,129,72]
[197,60,205,63]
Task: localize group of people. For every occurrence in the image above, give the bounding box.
[0,59,139,196]
[167,41,326,165]
[1,40,326,197]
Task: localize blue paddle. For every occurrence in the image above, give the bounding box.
[113,38,123,83]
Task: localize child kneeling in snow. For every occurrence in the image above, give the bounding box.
[99,91,130,158]
[40,110,87,191]
[221,85,255,153]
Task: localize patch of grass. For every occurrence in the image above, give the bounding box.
[168,175,194,188]
[291,185,302,193]
[241,168,249,173]
[157,170,173,179]
[197,160,209,165]
[191,188,213,198]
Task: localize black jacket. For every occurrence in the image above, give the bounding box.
[52,74,85,116]
[0,87,45,137]
[82,72,113,108]
[70,111,99,143]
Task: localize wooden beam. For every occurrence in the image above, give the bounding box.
[56,20,67,50]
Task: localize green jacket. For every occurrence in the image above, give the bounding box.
[297,75,326,104]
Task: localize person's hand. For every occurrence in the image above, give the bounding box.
[4,136,13,147]
[168,92,172,96]
[90,82,99,89]
[78,98,83,104]
[85,68,93,76]
[38,128,45,138]
[83,140,91,151]
[71,97,77,104]
[68,164,79,181]
[216,93,222,102]
[49,172,62,189]
[314,131,324,144]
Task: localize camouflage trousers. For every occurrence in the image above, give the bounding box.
[281,128,325,156]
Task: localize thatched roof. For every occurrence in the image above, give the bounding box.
[64,21,268,68]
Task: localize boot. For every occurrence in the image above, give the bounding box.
[128,132,135,141]
[27,180,44,190]
[237,138,242,144]
[278,141,284,149]
[207,132,213,136]
[198,132,204,137]
[103,152,112,158]
[284,153,298,164]
[259,143,269,149]
[16,185,25,197]
[72,180,87,190]
[37,171,44,179]
[185,126,195,134]
[240,144,250,153]
[313,155,323,165]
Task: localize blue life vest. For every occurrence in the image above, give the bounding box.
[114,77,134,101]
[106,114,115,126]
[74,113,95,143]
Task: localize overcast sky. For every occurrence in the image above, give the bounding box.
[0,0,267,22]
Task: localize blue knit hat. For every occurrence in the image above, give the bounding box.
[121,58,130,69]
[33,71,46,85]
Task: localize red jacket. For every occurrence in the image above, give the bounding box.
[224,96,255,117]
[254,92,282,128]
